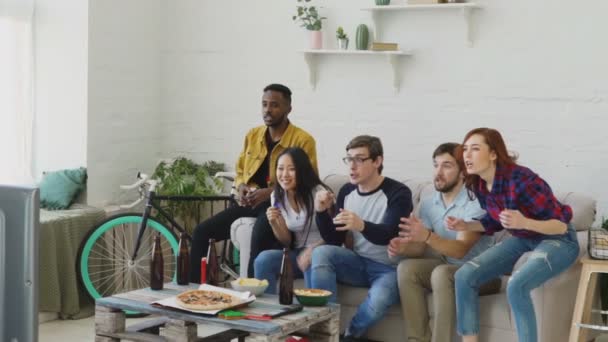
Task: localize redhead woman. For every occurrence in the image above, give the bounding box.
[254,147,330,293]
[448,128,579,342]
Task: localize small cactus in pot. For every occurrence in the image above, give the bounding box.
[336,26,349,50]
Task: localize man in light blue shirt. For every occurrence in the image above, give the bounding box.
[388,143,501,342]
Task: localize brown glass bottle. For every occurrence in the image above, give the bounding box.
[176,232,189,285]
[206,238,220,286]
[278,248,294,305]
[150,233,164,290]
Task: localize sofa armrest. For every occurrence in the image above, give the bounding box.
[230,217,256,278]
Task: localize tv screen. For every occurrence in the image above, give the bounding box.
[0,184,39,342]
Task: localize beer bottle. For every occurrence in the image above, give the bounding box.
[207,238,220,286]
[150,233,164,290]
[279,248,294,305]
[176,232,189,285]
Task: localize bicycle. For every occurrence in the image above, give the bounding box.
[76,172,240,313]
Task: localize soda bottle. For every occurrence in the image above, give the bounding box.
[278,248,294,305]
[176,232,189,285]
[207,238,219,286]
[150,233,164,290]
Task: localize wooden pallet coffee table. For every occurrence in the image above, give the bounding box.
[94,283,340,342]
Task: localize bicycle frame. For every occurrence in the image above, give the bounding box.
[130,190,233,261]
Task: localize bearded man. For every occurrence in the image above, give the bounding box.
[388,143,501,342]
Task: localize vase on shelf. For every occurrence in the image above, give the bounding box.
[310,30,322,50]
[337,38,349,50]
[375,0,390,5]
[356,24,369,50]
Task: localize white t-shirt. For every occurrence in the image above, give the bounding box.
[270,186,324,248]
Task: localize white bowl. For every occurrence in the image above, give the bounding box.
[230,279,269,296]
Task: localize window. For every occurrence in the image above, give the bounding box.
[0,12,33,185]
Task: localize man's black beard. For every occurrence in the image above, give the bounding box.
[435,178,460,194]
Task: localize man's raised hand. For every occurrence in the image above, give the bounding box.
[399,215,430,243]
[333,209,365,232]
[315,190,335,212]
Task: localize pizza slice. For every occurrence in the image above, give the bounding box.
[176,289,242,311]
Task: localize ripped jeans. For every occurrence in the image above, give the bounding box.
[455,226,579,342]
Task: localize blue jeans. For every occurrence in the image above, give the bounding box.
[254,248,310,294]
[310,245,399,338]
[455,226,579,342]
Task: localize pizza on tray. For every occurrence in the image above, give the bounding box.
[176,289,242,311]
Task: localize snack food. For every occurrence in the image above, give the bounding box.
[237,278,269,286]
[176,289,241,311]
[294,288,332,297]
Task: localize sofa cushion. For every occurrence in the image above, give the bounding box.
[323,174,349,195]
[230,217,256,278]
[556,192,596,231]
[336,284,402,317]
[39,167,87,210]
[402,179,433,215]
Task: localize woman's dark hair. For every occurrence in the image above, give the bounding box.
[273,147,329,230]
[462,127,518,193]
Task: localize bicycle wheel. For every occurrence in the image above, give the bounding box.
[77,213,179,303]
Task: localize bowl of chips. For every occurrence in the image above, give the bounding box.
[294,288,332,306]
[230,278,269,296]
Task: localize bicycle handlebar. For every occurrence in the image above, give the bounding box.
[117,171,230,209]
[120,172,149,190]
[214,171,236,182]
[118,173,156,209]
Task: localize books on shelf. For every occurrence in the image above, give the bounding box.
[407,0,441,4]
[371,42,399,51]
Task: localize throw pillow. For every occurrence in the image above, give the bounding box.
[39,167,87,210]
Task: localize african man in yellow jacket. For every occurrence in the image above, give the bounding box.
[190,83,317,282]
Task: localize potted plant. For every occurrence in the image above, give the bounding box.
[336,26,349,50]
[152,157,226,234]
[292,0,326,49]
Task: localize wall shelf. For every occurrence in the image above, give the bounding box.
[361,3,482,46]
[301,49,412,92]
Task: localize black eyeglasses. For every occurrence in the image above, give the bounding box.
[342,156,373,165]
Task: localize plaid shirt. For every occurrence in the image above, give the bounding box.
[475,164,572,238]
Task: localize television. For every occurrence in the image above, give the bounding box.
[0,184,39,342]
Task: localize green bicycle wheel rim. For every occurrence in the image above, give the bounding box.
[79,215,179,314]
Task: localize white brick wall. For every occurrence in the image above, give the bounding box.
[33,0,88,179]
[86,0,608,223]
[87,0,162,206]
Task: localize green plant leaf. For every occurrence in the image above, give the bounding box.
[151,157,226,233]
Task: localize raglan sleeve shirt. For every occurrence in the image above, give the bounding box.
[315,185,349,246]
[360,181,413,245]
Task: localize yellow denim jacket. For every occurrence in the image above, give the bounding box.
[234,122,318,188]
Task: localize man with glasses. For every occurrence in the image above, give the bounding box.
[311,135,413,342]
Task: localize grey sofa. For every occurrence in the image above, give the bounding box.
[231,174,597,342]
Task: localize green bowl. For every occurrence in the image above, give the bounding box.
[294,289,332,306]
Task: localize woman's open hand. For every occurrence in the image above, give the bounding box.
[445,216,468,231]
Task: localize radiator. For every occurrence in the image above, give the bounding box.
[0,185,39,342]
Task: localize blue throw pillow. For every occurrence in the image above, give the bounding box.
[39,167,87,210]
